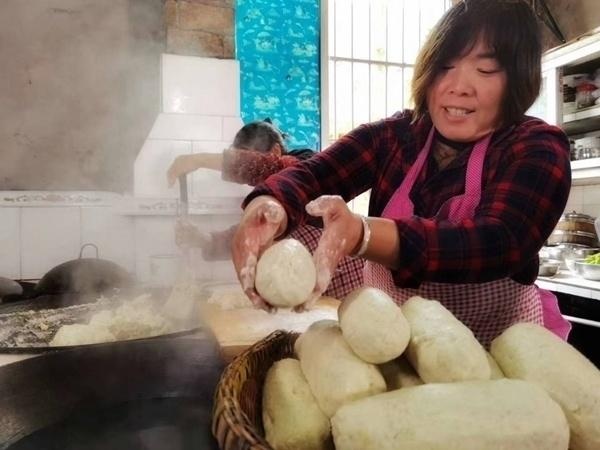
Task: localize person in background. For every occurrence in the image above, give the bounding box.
[231,0,572,347]
[167,120,364,300]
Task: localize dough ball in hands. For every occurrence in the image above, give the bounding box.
[255,239,317,308]
[262,358,332,450]
[338,287,410,364]
[491,322,600,450]
[401,296,490,383]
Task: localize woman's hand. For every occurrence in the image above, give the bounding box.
[175,220,208,249]
[231,196,287,312]
[298,195,363,311]
[167,155,201,187]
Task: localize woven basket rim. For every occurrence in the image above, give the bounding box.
[212,329,300,450]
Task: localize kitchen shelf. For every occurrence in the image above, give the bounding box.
[571,157,600,185]
[563,105,600,135]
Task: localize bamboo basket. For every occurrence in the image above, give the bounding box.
[212,330,299,450]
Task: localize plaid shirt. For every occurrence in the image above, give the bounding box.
[222,149,301,186]
[244,111,571,288]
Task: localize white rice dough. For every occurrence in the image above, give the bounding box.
[491,322,600,450]
[331,379,569,450]
[338,287,410,364]
[401,296,490,382]
[294,320,386,417]
[262,358,332,450]
[255,239,317,307]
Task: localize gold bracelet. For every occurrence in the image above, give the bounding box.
[354,215,371,257]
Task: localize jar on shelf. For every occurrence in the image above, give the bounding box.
[576,80,598,109]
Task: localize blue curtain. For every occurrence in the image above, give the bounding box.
[236,0,321,150]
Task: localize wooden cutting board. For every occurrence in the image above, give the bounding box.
[199,296,340,362]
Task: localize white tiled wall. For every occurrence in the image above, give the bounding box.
[20,207,82,279]
[134,140,192,198]
[135,54,246,200]
[134,216,181,284]
[161,55,240,116]
[81,207,136,273]
[0,208,20,279]
[148,114,223,141]
[565,184,600,217]
[132,214,239,285]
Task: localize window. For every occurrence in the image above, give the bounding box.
[321,0,452,214]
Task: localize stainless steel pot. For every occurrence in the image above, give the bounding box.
[555,211,597,234]
[547,230,599,247]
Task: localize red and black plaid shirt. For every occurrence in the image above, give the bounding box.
[244,111,571,288]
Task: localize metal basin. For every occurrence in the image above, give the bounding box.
[539,259,561,277]
[575,261,600,281]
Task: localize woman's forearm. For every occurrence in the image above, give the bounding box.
[361,217,401,269]
[193,153,223,171]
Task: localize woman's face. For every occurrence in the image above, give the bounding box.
[427,39,507,142]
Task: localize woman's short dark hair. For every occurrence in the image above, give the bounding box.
[232,120,286,154]
[411,0,542,125]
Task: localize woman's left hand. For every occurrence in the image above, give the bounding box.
[298,195,363,311]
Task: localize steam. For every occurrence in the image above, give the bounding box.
[0,0,164,192]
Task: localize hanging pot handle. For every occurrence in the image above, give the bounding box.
[79,243,99,259]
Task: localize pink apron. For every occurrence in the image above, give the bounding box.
[364,128,571,347]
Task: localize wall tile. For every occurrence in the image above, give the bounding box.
[565,185,584,214]
[21,207,81,279]
[134,139,192,198]
[161,54,239,116]
[81,207,136,274]
[582,204,600,218]
[0,208,21,279]
[134,216,181,285]
[147,114,223,141]
[222,116,244,142]
[583,184,600,206]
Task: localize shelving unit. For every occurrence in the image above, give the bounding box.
[563,105,600,135]
[539,28,600,186]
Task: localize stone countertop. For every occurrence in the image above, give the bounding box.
[536,272,600,301]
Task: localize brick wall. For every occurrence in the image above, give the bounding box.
[164,0,235,59]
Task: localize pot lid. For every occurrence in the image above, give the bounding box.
[562,211,595,222]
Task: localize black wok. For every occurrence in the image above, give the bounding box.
[0,334,223,449]
[33,243,135,299]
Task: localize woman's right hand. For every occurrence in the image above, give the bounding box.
[231,196,287,312]
[167,154,200,187]
[175,219,207,249]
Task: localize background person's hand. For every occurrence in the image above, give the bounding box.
[175,219,208,249]
[297,195,363,311]
[167,154,200,187]
[231,196,287,312]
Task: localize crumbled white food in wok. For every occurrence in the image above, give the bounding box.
[49,323,116,346]
[50,294,174,346]
[107,298,172,340]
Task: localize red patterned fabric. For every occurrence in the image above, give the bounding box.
[365,128,544,347]
[244,111,571,288]
[290,224,364,300]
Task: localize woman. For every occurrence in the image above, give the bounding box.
[231,0,572,346]
[167,120,364,300]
